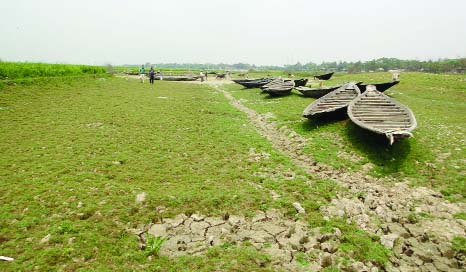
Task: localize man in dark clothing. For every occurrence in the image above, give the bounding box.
[149,66,155,85]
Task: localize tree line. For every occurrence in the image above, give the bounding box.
[137,58,466,73]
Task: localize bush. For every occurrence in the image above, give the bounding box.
[0,62,106,80]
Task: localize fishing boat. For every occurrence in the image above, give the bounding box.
[356,81,400,93]
[232,78,274,88]
[303,82,360,118]
[313,72,334,80]
[261,79,295,96]
[261,78,284,89]
[155,76,199,81]
[348,85,416,145]
[293,78,308,87]
[295,86,340,98]
[296,81,363,98]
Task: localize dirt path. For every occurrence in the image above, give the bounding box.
[213,83,466,271]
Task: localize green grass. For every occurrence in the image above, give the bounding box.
[452,236,466,253]
[0,76,388,270]
[0,61,106,80]
[320,219,390,266]
[226,72,466,201]
[454,212,466,220]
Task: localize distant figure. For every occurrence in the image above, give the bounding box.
[157,71,163,80]
[149,66,155,85]
[200,71,205,82]
[139,65,145,83]
[205,71,208,81]
[391,71,400,81]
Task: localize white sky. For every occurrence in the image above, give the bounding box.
[1,0,466,66]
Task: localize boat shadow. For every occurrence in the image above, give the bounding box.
[261,92,296,99]
[301,112,349,130]
[344,122,411,174]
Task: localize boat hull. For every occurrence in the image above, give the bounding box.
[314,72,334,81]
[357,81,400,93]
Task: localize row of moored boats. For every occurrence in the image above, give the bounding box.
[232,74,416,145]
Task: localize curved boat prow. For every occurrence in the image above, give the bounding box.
[387,131,414,145]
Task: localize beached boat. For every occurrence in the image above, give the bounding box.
[296,81,363,98]
[313,72,334,80]
[156,76,199,81]
[295,86,340,98]
[232,78,274,88]
[348,85,417,145]
[261,79,295,96]
[293,78,308,87]
[303,82,360,118]
[356,81,399,93]
[261,78,284,89]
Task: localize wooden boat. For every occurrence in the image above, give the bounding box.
[296,82,363,98]
[303,82,360,118]
[314,72,334,80]
[348,85,416,145]
[262,79,295,96]
[356,81,399,93]
[295,86,340,98]
[261,78,284,89]
[155,76,199,81]
[232,78,274,88]
[293,78,308,87]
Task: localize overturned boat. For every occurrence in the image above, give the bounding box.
[348,85,417,145]
[303,82,360,118]
[357,81,400,93]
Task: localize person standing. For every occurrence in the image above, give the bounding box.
[200,71,205,82]
[149,66,155,85]
[391,70,400,81]
[139,65,145,83]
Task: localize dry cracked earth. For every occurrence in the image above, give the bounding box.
[129,82,465,271]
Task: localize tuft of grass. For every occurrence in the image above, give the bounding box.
[145,236,167,256]
[319,219,391,266]
[295,252,310,267]
[452,236,466,253]
[454,212,466,220]
[56,221,77,235]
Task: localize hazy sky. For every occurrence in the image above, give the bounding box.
[1,0,466,65]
